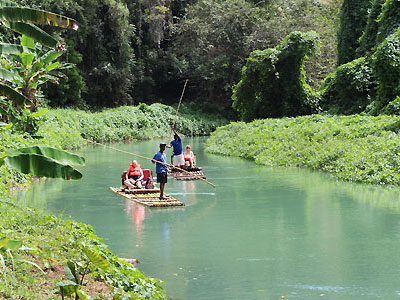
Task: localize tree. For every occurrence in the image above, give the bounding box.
[358,0,386,56]
[337,0,372,65]
[232,31,320,121]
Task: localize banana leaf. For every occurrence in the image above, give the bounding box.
[0,42,31,55]
[0,82,26,105]
[40,49,63,64]
[0,67,19,81]
[4,153,82,180]
[9,23,58,48]
[0,7,79,30]
[6,146,85,166]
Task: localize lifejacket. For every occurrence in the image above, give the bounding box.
[129,164,141,177]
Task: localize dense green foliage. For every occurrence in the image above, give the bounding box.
[320,57,377,114]
[170,0,340,106]
[20,0,135,107]
[321,0,400,115]
[206,115,400,185]
[14,0,341,111]
[0,201,166,299]
[232,31,320,121]
[337,0,372,65]
[376,0,400,44]
[372,27,400,113]
[36,103,227,147]
[359,0,385,56]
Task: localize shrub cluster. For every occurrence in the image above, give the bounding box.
[0,201,166,299]
[205,115,400,185]
[232,31,320,121]
[36,103,228,148]
[321,0,400,115]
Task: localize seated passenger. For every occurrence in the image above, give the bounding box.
[183,145,194,167]
[124,160,144,189]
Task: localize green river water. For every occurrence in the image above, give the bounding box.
[17,137,400,299]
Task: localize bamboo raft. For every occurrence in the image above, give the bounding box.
[168,167,206,180]
[110,187,185,207]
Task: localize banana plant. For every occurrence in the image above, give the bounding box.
[0,145,85,180]
[3,35,72,111]
[0,0,78,113]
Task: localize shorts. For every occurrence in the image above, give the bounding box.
[173,153,185,166]
[129,175,140,180]
[157,172,167,183]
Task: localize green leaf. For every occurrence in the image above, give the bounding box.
[0,67,19,81]
[20,52,34,67]
[31,108,47,118]
[56,280,78,296]
[0,7,79,30]
[65,261,79,284]
[0,106,8,116]
[0,158,4,168]
[0,237,9,249]
[76,289,90,300]
[3,239,22,250]
[4,153,83,180]
[83,247,110,271]
[40,49,62,64]
[8,23,57,48]
[20,34,34,48]
[46,61,59,71]
[6,146,85,166]
[0,82,27,105]
[0,43,31,55]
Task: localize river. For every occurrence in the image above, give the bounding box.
[17,137,400,299]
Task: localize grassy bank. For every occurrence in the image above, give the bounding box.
[0,103,226,299]
[36,103,227,149]
[205,114,400,185]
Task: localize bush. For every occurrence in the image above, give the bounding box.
[373,27,400,112]
[320,57,377,114]
[232,31,320,121]
[205,114,400,185]
[337,0,372,64]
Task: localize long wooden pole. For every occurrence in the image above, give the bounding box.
[172,79,188,129]
[85,139,216,188]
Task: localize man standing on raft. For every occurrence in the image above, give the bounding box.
[152,143,169,200]
[168,125,184,168]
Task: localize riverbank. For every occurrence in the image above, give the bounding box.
[205,114,400,185]
[0,103,227,299]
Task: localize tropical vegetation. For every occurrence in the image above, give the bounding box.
[205,114,400,185]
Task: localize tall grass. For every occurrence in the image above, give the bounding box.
[37,103,228,149]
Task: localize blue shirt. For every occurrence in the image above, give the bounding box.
[153,151,168,173]
[170,137,183,155]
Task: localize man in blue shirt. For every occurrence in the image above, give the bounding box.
[168,126,184,167]
[152,142,169,199]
